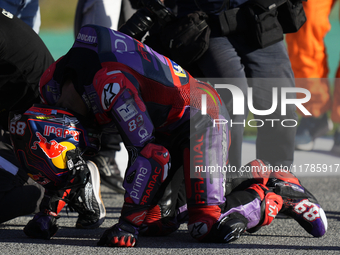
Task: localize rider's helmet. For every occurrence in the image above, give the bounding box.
[9,104,100,190]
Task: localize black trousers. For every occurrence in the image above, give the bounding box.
[194,36,298,170]
[0,130,44,224]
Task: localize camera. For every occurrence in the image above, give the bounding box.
[119,0,176,41]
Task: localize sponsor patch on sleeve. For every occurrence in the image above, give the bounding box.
[116,103,138,121]
[170,60,187,78]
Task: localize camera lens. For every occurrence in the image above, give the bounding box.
[119,8,155,41]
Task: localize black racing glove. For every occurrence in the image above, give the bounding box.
[97,218,139,247]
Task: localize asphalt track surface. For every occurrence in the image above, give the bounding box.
[4,14,338,253]
[1,137,340,254]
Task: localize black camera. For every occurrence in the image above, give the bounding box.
[119,0,176,41]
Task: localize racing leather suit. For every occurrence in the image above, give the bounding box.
[39,25,280,245]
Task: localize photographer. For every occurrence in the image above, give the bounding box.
[119,0,177,40]
[0,8,50,223]
[120,0,299,173]
[180,0,298,173]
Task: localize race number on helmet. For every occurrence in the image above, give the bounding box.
[9,104,100,190]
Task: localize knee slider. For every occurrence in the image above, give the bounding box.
[140,205,180,236]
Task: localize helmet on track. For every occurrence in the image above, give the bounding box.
[9,104,100,190]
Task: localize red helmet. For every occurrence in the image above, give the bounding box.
[9,104,100,190]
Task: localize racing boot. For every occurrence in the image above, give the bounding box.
[139,204,188,236]
[140,178,188,236]
[67,161,106,229]
[266,170,327,237]
[188,183,283,243]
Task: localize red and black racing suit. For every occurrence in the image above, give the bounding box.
[40,25,278,243]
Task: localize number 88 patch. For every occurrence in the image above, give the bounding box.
[294,199,320,221]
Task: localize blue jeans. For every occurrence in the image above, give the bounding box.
[195,35,298,169]
[0,0,40,33]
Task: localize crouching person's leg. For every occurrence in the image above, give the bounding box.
[187,173,283,243]
[97,143,171,247]
[138,134,189,237]
[139,175,188,237]
[185,126,282,243]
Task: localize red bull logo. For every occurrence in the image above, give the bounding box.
[31,132,76,169]
[43,125,80,141]
[31,132,67,159]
